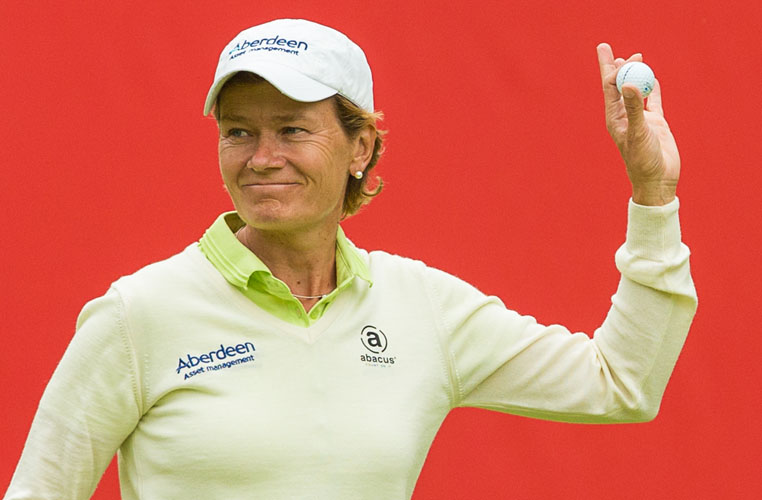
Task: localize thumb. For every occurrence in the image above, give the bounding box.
[622,85,649,146]
[622,85,647,138]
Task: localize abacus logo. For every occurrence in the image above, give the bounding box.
[360,325,396,367]
[361,325,387,354]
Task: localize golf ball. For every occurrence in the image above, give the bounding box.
[616,61,655,97]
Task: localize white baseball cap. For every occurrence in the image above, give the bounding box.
[203,19,374,115]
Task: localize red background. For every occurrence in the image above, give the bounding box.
[2,1,761,498]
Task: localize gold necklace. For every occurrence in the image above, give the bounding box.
[291,292,331,300]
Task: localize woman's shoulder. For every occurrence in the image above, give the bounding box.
[365,248,422,266]
[362,248,430,277]
[363,249,478,293]
[110,243,218,298]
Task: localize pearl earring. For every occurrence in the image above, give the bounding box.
[353,171,364,179]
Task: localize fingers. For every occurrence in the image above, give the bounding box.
[597,43,615,81]
[598,43,646,101]
[598,43,622,106]
[616,53,642,70]
[598,43,645,80]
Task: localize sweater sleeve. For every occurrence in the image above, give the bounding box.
[4,287,143,499]
[429,198,697,423]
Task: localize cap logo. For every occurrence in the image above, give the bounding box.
[204,19,374,116]
[228,35,309,60]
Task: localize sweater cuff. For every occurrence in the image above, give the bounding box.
[624,197,682,261]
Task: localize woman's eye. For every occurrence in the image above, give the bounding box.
[283,127,306,135]
[229,129,249,138]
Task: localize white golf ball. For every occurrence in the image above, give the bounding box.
[616,61,655,97]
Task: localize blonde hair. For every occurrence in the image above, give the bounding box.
[214,72,385,217]
[332,94,385,217]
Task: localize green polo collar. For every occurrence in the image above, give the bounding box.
[198,212,372,326]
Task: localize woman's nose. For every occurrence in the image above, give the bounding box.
[246,136,286,171]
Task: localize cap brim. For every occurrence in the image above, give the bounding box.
[203,60,338,116]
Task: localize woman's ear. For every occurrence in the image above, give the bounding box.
[350,125,376,172]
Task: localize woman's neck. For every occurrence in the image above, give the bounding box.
[236,223,338,311]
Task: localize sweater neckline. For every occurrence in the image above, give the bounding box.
[187,243,361,344]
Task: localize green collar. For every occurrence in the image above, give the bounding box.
[198,212,372,326]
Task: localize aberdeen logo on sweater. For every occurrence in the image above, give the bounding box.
[176,342,256,380]
[360,325,396,367]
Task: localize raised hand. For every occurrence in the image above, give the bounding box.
[597,43,680,206]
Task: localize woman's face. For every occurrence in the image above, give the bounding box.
[217,80,369,234]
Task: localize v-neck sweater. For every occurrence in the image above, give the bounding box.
[5,199,697,500]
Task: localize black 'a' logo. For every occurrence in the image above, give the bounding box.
[361,325,388,354]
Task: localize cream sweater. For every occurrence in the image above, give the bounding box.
[4,200,697,500]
